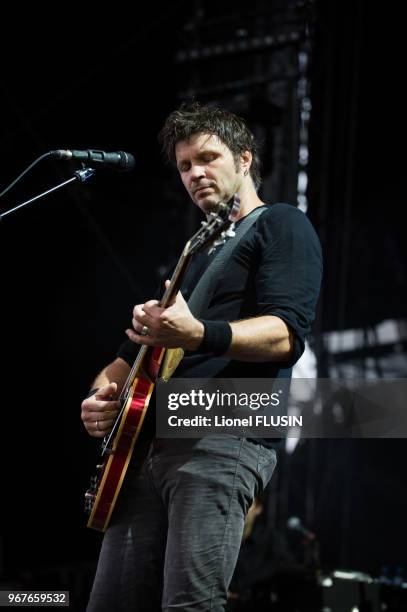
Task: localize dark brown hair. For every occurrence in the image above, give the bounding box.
[158,102,262,189]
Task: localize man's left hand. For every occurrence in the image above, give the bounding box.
[126,280,204,351]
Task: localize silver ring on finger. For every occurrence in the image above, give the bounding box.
[141,325,149,336]
[96,420,101,431]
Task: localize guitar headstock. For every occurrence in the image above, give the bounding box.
[159,195,241,308]
[187,194,241,257]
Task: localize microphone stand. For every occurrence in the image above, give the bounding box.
[0,167,95,222]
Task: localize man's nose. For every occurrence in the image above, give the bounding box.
[190,164,206,182]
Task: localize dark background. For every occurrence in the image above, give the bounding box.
[0,1,406,609]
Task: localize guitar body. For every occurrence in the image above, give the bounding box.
[86,346,165,531]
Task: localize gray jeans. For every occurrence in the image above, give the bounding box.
[87,436,277,612]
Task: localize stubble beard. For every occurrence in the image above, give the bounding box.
[194,188,222,214]
[194,173,240,214]
[199,188,238,215]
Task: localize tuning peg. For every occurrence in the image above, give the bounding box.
[208,238,225,254]
[218,228,235,240]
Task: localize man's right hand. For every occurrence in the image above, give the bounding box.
[81,382,121,438]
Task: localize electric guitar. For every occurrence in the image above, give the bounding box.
[85,197,240,531]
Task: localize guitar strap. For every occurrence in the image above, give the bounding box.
[187,205,267,317]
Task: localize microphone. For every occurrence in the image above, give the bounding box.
[287,516,316,542]
[51,149,136,171]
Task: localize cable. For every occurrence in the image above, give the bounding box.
[0,151,52,198]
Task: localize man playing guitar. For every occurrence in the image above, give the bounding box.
[81,102,322,611]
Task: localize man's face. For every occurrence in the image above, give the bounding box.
[175,133,243,213]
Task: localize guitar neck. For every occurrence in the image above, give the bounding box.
[160,240,192,307]
[120,244,193,399]
[118,198,239,401]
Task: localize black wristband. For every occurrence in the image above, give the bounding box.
[85,387,99,399]
[198,320,232,356]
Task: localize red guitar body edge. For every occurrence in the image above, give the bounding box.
[87,346,165,531]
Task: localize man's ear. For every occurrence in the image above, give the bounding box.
[240,150,252,176]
